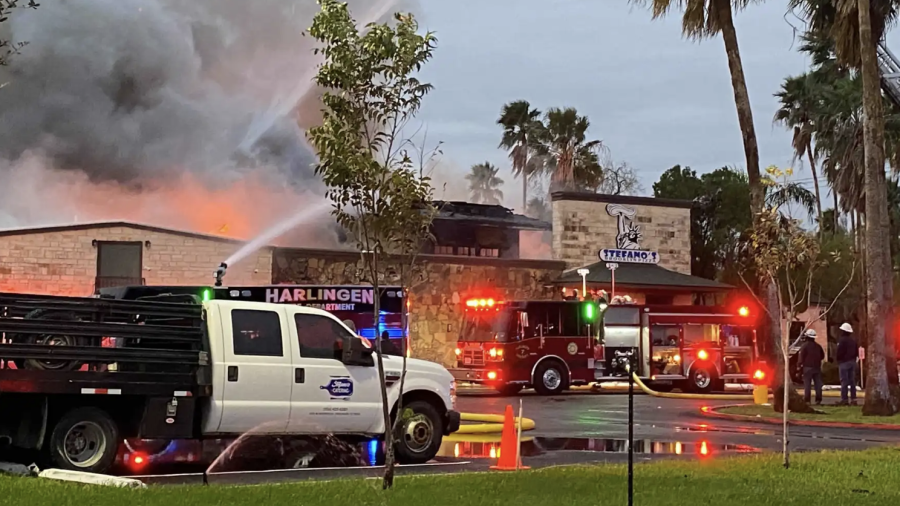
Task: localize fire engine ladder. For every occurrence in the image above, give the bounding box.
[877,41,900,108]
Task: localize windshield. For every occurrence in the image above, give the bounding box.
[461,311,512,343]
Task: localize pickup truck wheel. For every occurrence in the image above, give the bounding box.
[21,310,85,371]
[495,383,524,396]
[533,360,567,396]
[49,407,119,473]
[394,400,442,465]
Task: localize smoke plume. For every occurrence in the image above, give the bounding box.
[0,0,414,245]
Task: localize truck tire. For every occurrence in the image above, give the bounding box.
[48,407,119,473]
[533,360,568,396]
[20,310,86,371]
[394,400,443,465]
[687,365,718,394]
[495,383,524,396]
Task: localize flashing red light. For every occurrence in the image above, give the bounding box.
[129,452,149,469]
[487,371,497,380]
[697,349,709,361]
[455,348,462,356]
[753,369,766,381]
[699,441,709,456]
[466,298,500,310]
[738,306,750,317]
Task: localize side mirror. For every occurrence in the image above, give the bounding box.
[340,336,375,367]
[518,311,529,328]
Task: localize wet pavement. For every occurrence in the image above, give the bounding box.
[456,389,900,455]
[105,388,900,482]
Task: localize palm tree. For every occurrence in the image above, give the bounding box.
[789,0,898,414]
[774,74,826,233]
[498,101,543,210]
[634,0,763,214]
[534,107,604,191]
[466,162,504,205]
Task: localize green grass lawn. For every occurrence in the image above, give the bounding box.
[719,404,900,425]
[3,449,900,506]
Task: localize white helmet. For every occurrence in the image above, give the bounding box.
[839,322,854,334]
[803,329,817,339]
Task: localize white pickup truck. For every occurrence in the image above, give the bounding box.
[0,291,460,474]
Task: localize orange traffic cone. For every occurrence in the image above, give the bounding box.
[490,404,529,471]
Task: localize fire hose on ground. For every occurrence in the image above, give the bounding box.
[631,373,865,400]
[452,412,536,435]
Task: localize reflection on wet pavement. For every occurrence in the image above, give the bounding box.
[117,434,760,476]
[439,436,759,460]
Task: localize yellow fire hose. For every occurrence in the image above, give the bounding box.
[453,412,536,434]
[632,373,864,400]
[444,432,535,443]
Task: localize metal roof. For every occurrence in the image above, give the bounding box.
[555,261,733,291]
[431,201,551,231]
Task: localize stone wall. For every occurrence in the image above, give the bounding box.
[273,248,566,366]
[0,223,272,296]
[551,192,692,273]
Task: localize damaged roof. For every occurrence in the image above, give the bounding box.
[431,201,551,231]
[555,261,732,292]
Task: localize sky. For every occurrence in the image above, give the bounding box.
[412,0,900,212]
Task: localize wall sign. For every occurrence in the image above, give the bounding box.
[600,204,660,264]
[599,249,660,264]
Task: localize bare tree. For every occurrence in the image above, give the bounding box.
[597,156,644,195]
[744,166,856,469]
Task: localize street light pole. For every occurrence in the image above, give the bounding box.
[605,262,618,299]
[576,268,589,299]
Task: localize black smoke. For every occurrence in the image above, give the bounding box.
[0,0,416,235]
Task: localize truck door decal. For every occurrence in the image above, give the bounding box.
[321,376,354,400]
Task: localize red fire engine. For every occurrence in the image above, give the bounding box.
[449,296,765,395]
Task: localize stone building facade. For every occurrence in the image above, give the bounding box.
[272,248,564,365]
[551,192,692,273]
[0,222,272,296]
[0,222,564,366]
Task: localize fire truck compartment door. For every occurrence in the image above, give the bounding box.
[603,326,641,348]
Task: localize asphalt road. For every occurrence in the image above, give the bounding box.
[126,389,900,484]
[456,389,900,460]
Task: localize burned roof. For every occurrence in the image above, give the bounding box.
[431,201,550,231]
[555,262,733,292]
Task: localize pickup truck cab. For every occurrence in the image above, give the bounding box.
[0,292,460,473]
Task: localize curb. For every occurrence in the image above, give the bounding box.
[701,404,900,431]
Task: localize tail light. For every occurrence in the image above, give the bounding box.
[486,371,498,380]
[128,452,149,471]
[697,349,709,361]
[753,369,765,381]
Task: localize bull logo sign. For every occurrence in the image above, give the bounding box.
[598,204,660,265]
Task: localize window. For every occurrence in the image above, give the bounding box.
[560,305,582,336]
[294,313,354,359]
[645,295,674,305]
[232,309,283,357]
[434,245,454,255]
[95,241,143,289]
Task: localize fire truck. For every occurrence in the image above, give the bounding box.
[448,297,764,395]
